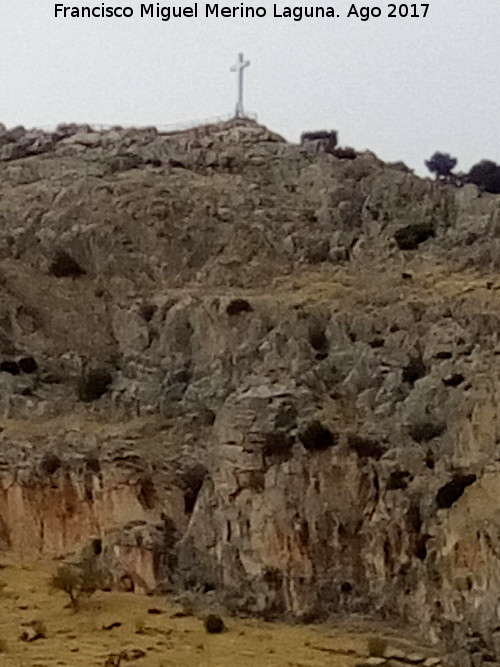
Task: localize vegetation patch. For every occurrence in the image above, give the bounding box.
[0,360,19,375]
[299,421,337,451]
[226,299,253,316]
[407,420,445,443]
[18,356,38,374]
[263,431,295,461]
[308,321,329,353]
[402,355,426,385]
[204,614,225,634]
[394,222,435,250]
[40,453,62,476]
[347,434,384,460]
[49,250,86,278]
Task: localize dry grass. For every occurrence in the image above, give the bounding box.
[0,555,431,667]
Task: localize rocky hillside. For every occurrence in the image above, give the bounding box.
[1,117,500,665]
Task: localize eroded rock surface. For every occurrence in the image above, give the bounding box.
[0,117,500,664]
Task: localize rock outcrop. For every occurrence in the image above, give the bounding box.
[1,117,500,665]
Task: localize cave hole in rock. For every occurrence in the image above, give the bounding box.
[92,538,102,555]
[263,431,295,461]
[347,434,385,460]
[49,250,86,278]
[226,299,253,316]
[443,373,465,387]
[18,356,38,374]
[171,368,191,385]
[414,534,431,560]
[138,475,157,510]
[394,222,436,250]
[369,337,385,349]
[197,407,216,426]
[340,581,353,594]
[139,304,157,322]
[0,360,20,375]
[408,420,446,443]
[299,421,337,451]
[40,453,62,476]
[436,474,477,509]
[78,368,113,402]
[181,463,207,514]
[308,321,329,354]
[425,449,435,469]
[263,568,283,589]
[406,503,422,533]
[435,351,452,360]
[84,479,93,502]
[387,470,412,490]
[85,456,101,474]
[402,355,426,385]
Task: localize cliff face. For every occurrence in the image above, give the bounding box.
[1,118,500,663]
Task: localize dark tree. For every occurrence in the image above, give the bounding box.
[425,152,457,179]
[467,160,497,186]
[467,160,500,194]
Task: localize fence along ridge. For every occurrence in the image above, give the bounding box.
[34,112,258,135]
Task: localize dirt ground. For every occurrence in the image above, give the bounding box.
[0,555,433,667]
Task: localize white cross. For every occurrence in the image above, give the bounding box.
[230,53,250,118]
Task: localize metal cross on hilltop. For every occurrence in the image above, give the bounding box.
[230,53,250,118]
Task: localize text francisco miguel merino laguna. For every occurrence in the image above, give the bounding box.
[54,3,339,20]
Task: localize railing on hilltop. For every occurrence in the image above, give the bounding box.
[35,112,258,135]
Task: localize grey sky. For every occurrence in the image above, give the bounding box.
[0,1,497,174]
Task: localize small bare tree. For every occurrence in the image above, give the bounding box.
[50,558,105,610]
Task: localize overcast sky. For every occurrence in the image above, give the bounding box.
[0,1,497,174]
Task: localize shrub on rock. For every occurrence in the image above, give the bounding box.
[394,223,435,250]
[347,434,384,460]
[263,431,295,460]
[299,421,337,451]
[18,356,38,374]
[49,250,86,278]
[0,360,19,375]
[40,453,62,476]
[226,299,253,316]
[407,420,445,443]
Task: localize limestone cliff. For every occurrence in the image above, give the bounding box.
[0,117,500,665]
